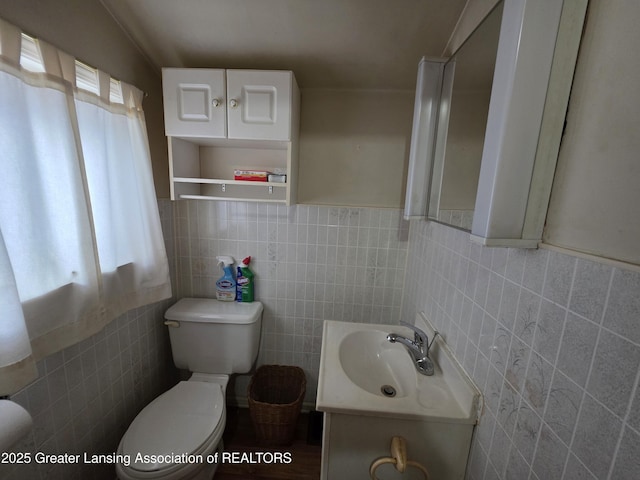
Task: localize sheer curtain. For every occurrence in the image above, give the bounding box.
[75,74,171,320]
[0,230,37,394]
[0,19,171,395]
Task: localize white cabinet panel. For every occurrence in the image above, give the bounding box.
[226,70,292,141]
[320,413,474,480]
[162,68,226,138]
[162,68,300,205]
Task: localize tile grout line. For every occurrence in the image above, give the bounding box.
[542,256,576,479]
[521,252,553,480]
[607,270,640,480]
[563,266,615,479]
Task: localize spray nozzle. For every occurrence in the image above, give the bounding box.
[216,255,235,267]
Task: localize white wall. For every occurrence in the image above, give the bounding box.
[298,89,414,208]
[544,0,640,266]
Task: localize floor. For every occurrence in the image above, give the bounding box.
[215,407,322,480]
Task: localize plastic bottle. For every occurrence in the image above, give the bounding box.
[215,256,236,301]
[236,256,255,302]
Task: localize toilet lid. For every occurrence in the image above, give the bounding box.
[121,381,224,472]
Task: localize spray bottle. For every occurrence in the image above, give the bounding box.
[215,256,236,301]
[236,256,255,302]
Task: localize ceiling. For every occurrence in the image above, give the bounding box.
[100,0,468,90]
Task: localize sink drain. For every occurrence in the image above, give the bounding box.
[381,385,397,397]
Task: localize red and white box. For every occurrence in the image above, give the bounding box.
[233,169,269,182]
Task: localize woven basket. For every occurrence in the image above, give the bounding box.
[248,365,306,446]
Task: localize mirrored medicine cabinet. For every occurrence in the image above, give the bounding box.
[405,0,588,248]
[429,1,503,231]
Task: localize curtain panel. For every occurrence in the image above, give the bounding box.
[0,18,172,395]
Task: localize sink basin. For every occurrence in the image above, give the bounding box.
[317,317,481,422]
[338,330,416,398]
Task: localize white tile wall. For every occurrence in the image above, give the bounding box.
[401,219,640,480]
[1,304,175,480]
[6,199,638,480]
[173,201,410,401]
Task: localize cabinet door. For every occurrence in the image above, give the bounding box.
[226,70,292,140]
[162,68,226,138]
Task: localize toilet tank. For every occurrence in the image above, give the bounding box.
[164,298,263,374]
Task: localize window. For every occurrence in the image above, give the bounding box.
[19,33,45,72]
[75,60,99,95]
[110,78,124,104]
[0,25,171,395]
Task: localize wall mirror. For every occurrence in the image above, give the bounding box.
[405,0,586,246]
[428,2,504,230]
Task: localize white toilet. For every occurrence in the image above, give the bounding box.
[116,298,263,480]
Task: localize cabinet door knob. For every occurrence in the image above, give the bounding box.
[212,98,221,107]
[229,98,239,108]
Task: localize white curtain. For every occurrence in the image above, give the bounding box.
[0,230,37,394]
[75,80,171,320]
[0,19,171,395]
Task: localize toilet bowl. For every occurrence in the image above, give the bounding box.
[116,298,263,480]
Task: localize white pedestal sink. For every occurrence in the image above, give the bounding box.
[316,313,481,480]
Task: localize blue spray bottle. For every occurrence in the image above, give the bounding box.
[215,256,236,301]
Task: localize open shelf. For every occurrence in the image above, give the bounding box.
[163,68,299,205]
[168,136,297,204]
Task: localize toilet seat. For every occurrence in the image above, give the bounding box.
[116,381,225,479]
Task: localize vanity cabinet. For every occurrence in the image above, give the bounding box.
[316,317,480,480]
[321,413,473,480]
[162,68,299,204]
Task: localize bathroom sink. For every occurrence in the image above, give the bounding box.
[317,316,481,422]
[338,330,416,398]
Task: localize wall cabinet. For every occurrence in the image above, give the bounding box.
[405,0,587,247]
[162,68,299,204]
[470,0,587,247]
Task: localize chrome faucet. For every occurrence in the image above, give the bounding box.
[387,322,439,376]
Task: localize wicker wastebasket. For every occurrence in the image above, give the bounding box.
[248,365,306,446]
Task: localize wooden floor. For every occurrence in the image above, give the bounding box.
[215,407,322,480]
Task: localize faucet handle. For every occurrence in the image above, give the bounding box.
[400,321,429,348]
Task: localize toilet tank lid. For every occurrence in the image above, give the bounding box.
[165,298,263,324]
